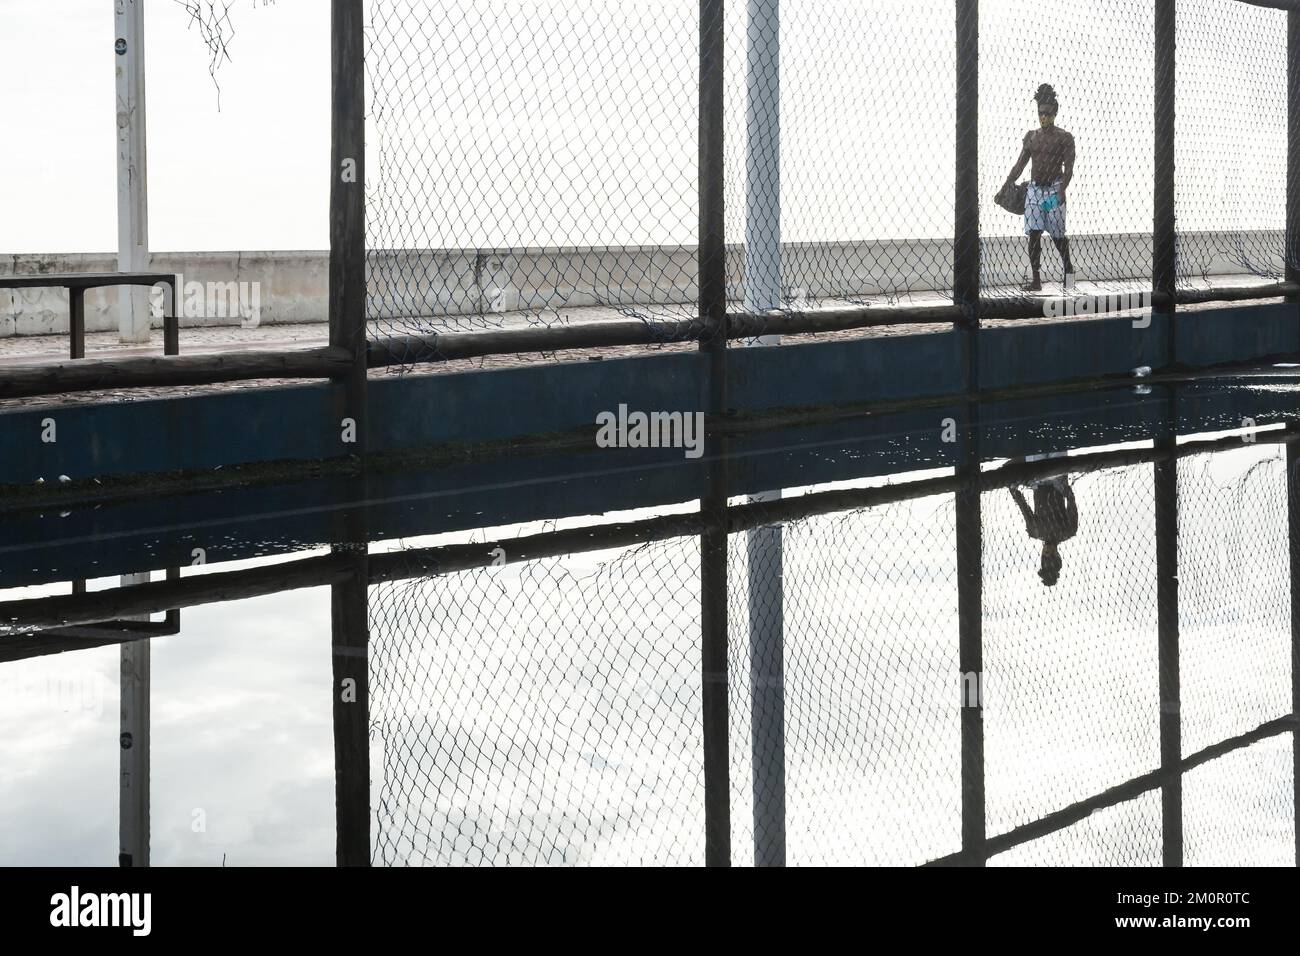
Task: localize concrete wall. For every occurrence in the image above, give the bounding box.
[3,301,1295,491]
[0,251,327,337]
[0,230,1280,336]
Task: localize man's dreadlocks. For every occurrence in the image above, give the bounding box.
[1034,83,1059,113]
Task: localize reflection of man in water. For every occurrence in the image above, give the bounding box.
[1010,476,1078,586]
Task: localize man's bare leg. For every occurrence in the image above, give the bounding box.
[1052,235,1073,277]
[1024,230,1043,291]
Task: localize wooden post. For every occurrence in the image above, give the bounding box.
[1155,442,1181,866]
[163,278,179,356]
[699,0,731,868]
[331,558,370,867]
[1155,0,1177,366]
[955,0,979,392]
[1288,434,1299,866]
[331,0,368,439]
[69,287,85,360]
[1154,0,1182,868]
[955,0,985,867]
[330,0,371,868]
[1289,9,1299,302]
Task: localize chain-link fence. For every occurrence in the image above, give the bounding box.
[368,535,706,865]
[364,0,703,367]
[722,0,956,315]
[1175,0,1289,289]
[175,0,1296,367]
[982,463,1163,864]
[979,0,1157,298]
[359,0,1297,366]
[365,447,1297,865]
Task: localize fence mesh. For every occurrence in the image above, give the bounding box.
[364,0,702,367]
[366,449,1297,866]
[982,463,1162,863]
[183,0,1294,363]
[722,0,955,321]
[726,497,961,866]
[1175,0,1289,289]
[1179,448,1291,754]
[979,0,1156,299]
[368,535,705,865]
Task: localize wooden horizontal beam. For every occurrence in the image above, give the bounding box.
[727,304,962,335]
[0,272,175,291]
[1168,281,1299,304]
[0,346,352,399]
[924,712,1300,865]
[0,552,356,631]
[0,621,177,665]
[1236,0,1300,12]
[369,284,1300,366]
[0,285,1292,397]
[368,318,706,365]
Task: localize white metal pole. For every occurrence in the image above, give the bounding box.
[743,0,781,319]
[115,0,151,344]
[119,572,151,867]
[743,0,785,867]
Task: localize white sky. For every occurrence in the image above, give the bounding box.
[1,0,328,253]
[0,0,1285,254]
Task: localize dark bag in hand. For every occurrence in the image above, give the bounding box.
[995,181,1028,216]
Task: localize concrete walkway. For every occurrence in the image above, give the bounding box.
[0,276,1285,410]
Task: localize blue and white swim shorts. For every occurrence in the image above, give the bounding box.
[1025,179,1066,240]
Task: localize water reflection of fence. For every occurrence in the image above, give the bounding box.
[362,447,1296,866]
[3,429,1298,865]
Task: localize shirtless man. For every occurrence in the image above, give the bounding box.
[1009,476,1078,587]
[1001,83,1075,292]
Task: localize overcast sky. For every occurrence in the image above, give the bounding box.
[0,0,1285,254]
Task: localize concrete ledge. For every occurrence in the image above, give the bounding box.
[0,300,1295,489]
[0,251,327,335]
[0,230,1281,336]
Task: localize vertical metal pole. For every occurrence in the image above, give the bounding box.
[700,0,728,404]
[331,561,370,867]
[1287,10,1300,306]
[699,0,731,868]
[331,0,368,434]
[955,0,980,394]
[956,456,984,868]
[747,519,784,866]
[742,0,785,869]
[955,0,985,868]
[1155,437,1181,867]
[162,279,179,356]
[1155,0,1177,367]
[1154,0,1182,869]
[1287,18,1299,866]
[1288,435,1300,867]
[69,287,85,360]
[115,0,150,345]
[331,0,371,868]
[118,571,150,867]
[744,0,781,319]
